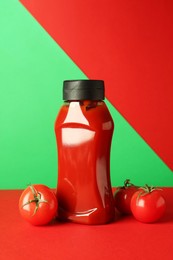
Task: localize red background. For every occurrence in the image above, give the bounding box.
[1,189,173,259]
[20,0,173,170]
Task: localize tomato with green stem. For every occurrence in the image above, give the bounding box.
[19,184,58,225]
[113,179,138,214]
[130,185,166,223]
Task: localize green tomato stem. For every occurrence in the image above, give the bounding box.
[21,185,48,216]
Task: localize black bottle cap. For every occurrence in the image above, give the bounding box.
[63,80,105,100]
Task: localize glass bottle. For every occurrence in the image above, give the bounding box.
[55,80,115,224]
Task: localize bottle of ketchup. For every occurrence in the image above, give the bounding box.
[55,80,115,224]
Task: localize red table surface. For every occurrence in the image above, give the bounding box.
[0,188,173,260]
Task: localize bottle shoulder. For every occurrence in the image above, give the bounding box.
[55,101,114,130]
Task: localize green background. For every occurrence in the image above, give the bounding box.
[0,0,172,189]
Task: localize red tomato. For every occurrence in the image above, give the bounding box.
[19,184,58,225]
[130,185,166,223]
[113,179,138,214]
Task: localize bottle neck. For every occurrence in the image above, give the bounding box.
[65,99,103,105]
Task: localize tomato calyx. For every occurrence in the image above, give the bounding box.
[123,179,135,189]
[21,185,48,216]
[114,179,135,196]
[137,184,162,201]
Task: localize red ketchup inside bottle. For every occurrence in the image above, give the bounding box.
[55,80,115,224]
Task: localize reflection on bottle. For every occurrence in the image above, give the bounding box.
[62,128,95,146]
